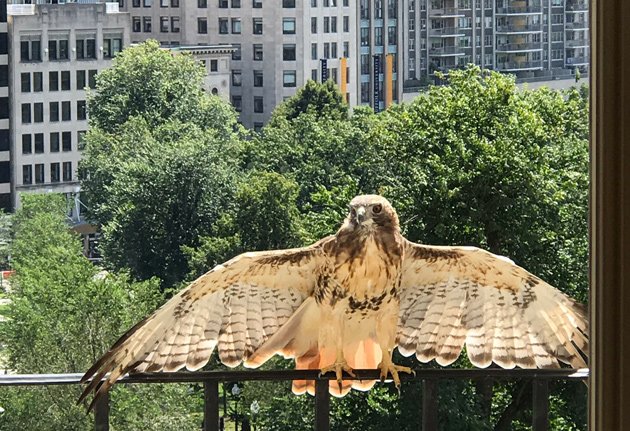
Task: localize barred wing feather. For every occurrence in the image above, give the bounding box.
[79,239,329,409]
[396,241,588,370]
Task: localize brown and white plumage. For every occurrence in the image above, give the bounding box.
[80,195,588,408]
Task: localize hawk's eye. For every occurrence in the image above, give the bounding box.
[350,208,356,216]
[372,204,382,214]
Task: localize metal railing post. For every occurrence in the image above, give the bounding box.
[422,379,438,431]
[532,379,549,431]
[204,381,220,431]
[315,379,330,431]
[94,391,109,431]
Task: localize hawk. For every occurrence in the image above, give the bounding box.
[80,195,588,407]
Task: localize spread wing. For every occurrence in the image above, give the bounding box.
[396,240,588,369]
[79,238,331,408]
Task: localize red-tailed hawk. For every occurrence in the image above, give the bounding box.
[80,195,588,407]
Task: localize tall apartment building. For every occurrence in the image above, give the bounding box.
[0,0,10,212]
[403,0,589,89]
[7,1,129,210]
[123,0,372,129]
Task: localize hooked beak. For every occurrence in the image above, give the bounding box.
[355,206,366,224]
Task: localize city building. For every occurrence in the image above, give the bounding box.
[7,1,129,212]
[402,0,589,91]
[0,0,10,212]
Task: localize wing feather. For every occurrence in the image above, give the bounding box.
[80,238,331,408]
[397,241,588,370]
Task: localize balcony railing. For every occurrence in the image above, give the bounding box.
[496,61,543,71]
[566,56,589,65]
[566,39,589,47]
[496,23,542,33]
[428,27,465,36]
[495,42,542,52]
[496,6,542,14]
[566,21,589,30]
[566,1,588,11]
[429,46,466,55]
[429,7,465,17]
[0,368,588,431]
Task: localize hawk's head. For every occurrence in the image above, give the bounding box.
[342,195,399,233]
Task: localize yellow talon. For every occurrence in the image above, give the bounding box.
[319,361,356,390]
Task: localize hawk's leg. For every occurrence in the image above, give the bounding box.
[376,309,414,391]
[318,312,356,391]
[319,350,356,391]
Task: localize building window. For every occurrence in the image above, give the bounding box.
[62,101,71,122]
[375,0,383,18]
[283,70,297,87]
[283,18,296,34]
[49,71,59,91]
[199,18,209,34]
[360,0,370,19]
[254,70,263,87]
[254,96,264,113]
[76,36,97,59]
[253,0,262,6]
[160,0,168,6]
[160,17,169,32]
[34,133,44,153]
[388,25,396,45]
[62,162,72,182]
[21,104,31,124]
[232,0,241,7]
[253,18,263,34]
[133,17,141,32]
[311,17,317,33]
[343,16,349,32]
[210,59,218,72]
[21,73,31,93]
[331,42,337,58]
[20,37,41,62]
[332,16,337,32]
[77,100,87,121]
[88,70,98,89]
[253,122,263,132]
[343,0,348,5]
[387,0,397,16]
[22,165,32,185]
[361,81,370,102]
[143,17,152,32]
[283,0,296,7]
[171,0,179,6]
[22,135,32,154]
[35,164,44,184]
[34,103,43,123]
[51,163,60,183]
[50,133,60,152]
[50,102,59,122]
[48,38,69,61]
[324,17,330,33]
[76,70,86,90]
[311,43,317,60]
[171,17,180,32]
[232,18,242,34]
[361,54,370,74]
[133,0,141,6]
[232,70,242,86]
[232,95,242,112]
[324,42,330,58]
[62,132,72,152]
[33,72,43,92]
[343,41,349,57]
[283,44,296,61]
[253,44,263,60]
[219,0,228,7]
[61,71,71,90]
[144,0,153,6]
[198,0,207,7]
[232,44,241,60]
[375,27,383,46]
[361,27,370,46]
[311,0,317,5]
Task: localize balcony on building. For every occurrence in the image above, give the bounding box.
[565,0,588,12]
[428,0,464,17]
[565,38,589,48]
[496,60,543,71]
[566,56,588,66]
[428,45,465,56]
[495,3,542,15]
[495,42,542,52]
[565,20,588,30]
[428,26,465,37]
[495,19,542,34]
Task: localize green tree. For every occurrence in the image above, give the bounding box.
[0,194,203,430]
[0,211,11,271]
[80,40,244,286]
[269,79,349,125]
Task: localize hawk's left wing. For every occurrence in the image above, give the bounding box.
[396,240,588,369]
